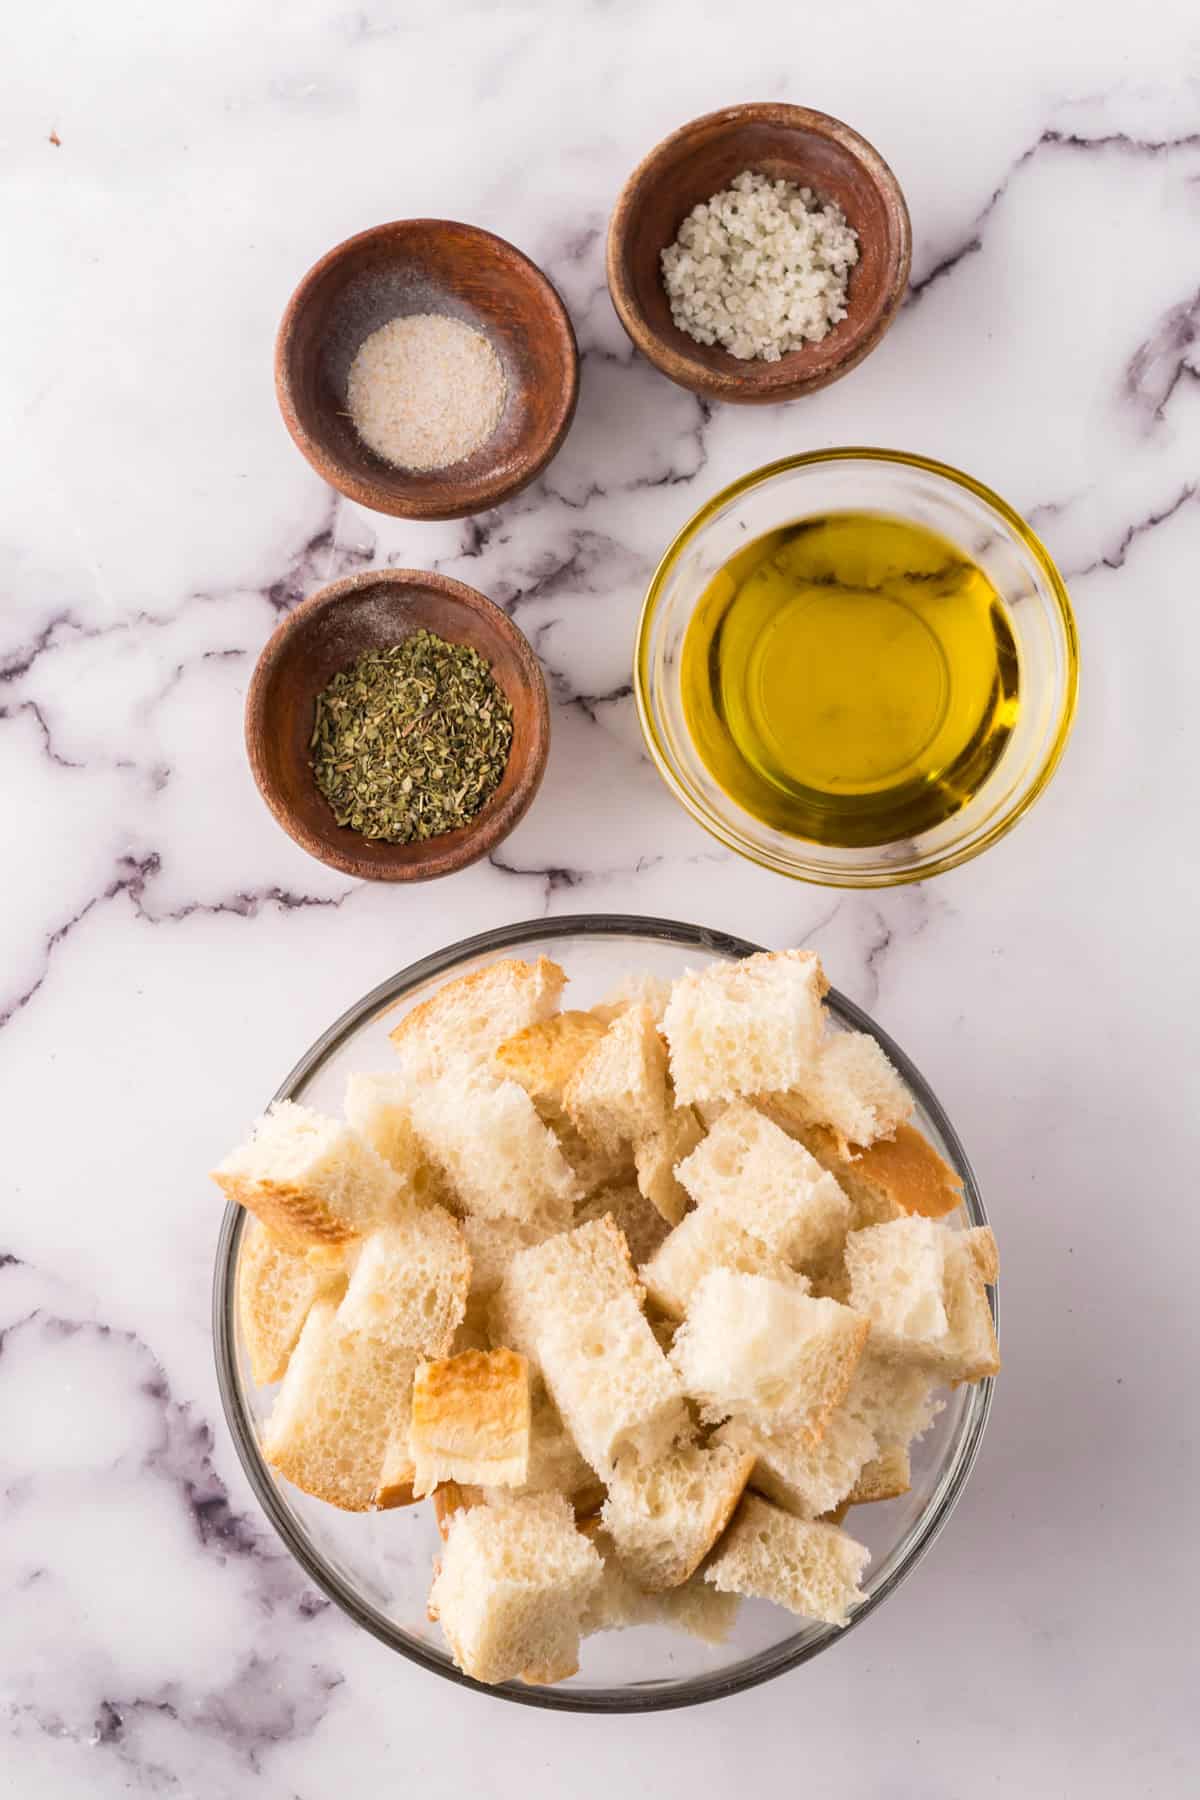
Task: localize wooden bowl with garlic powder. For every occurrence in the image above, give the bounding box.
[276,221,579,520]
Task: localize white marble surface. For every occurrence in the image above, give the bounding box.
[4,0,1199,1791]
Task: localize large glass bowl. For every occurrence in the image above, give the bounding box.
[212,915,995,1712]
[636,449,1078,886]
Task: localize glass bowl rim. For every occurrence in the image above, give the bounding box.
[634,446,1080,888]
[212,912,995,1713]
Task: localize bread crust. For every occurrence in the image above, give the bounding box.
[214,1170,359,1251]
[388,957,566,1066]
[410,1349,531,1497]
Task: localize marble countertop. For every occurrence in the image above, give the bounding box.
[5,1,1198,1792]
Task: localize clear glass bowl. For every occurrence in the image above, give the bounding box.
[635,449,1078,887]
[212,915,995,1712]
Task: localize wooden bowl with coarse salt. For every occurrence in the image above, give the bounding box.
[275,221,579,521]
[607,103,911,405]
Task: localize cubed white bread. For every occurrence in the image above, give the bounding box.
[922,1232,1000,1384]
[408,1072,578,1229]
[427,1493,602,1685]
[841,1351,942,1450]
[601,1440,755,1590]
[212,1101,404,1251]
[491,1214,642,1362]
[375,1376,419,1509]
[641,1207,811,1320]
[591,971,673,1026]
[634,1104,704,1226]
[236,1218,346,1385]
[409,1348,531,1498]
[717,1407,878,1520]
[563,1004,671,1155]
[263,1299,416,1511]
[662,950,827,1106]
[773,1117,964,1227]
[704,1496,870,1627]
[676,1102,849,1267]
[485,1387,604,1512]
[580,1524,740,1644]
[773,1030,913,1150]
[335,1206,470,1355]
[845,1216,950,1355]
[575,1183,672,1268]
[461,1212,559,1302]
[963,1225,1000,1285]
[389,956,566,1080]
[342,1072,422,1186]
[670,1270,868,1441]
[494,1011,608,1119]
[537,1290,690,1478]
[844,1445,911,1508]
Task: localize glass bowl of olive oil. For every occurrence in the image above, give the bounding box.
[636,449,1078,886]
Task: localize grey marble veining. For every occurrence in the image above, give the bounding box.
[3,1,1199,1793]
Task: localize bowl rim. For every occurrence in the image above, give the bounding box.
[606,102,912,403]
[243,567,550,882]
[635,447,1080,886]
[212,912,995,1713]
[274,217,580,521]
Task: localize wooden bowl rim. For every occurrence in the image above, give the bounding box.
[244,567,550,883]
[274,219,580,521]
[606,102,912,405]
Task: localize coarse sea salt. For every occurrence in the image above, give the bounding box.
[347,313,507,471]
[661,170,859,363]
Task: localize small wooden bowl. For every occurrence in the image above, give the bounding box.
[245,570,549,882]
[275,221,579,521]
[607,104,911,405]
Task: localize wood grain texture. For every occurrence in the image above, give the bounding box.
[245,569,550,882]
[607,104,911,405]
[276,220,579,520]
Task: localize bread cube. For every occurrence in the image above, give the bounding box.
[600,1440,754,1590]
[843,1444,912,1509]
[781,1030,913,1149]
[840,1350,941,1449]
[538,1289,690,1477]
[564,1004,671,1155]
[343,1071,423,1184]
[236,1218,345,1385]
[491,1214,640,1363]
[494,1010,608,1118]
[670,1269,868,1441]
[336,1206,470,1356]
[662,950,827,1105]
[212,1100,404,1251]
[704,1495,869,1626]
[581,1523,740,1644]
[389,956,566,1080]
[263,1299,416,1511]
[428,1493,602,1685]
[844,1216,950,1354]
[718,1407,877,1521]
[410,1348,531,1498]
[642,1208,809,1320]
[676,1102,849,1266]
[634,1103,704,1226]
[408,1072,578,1229]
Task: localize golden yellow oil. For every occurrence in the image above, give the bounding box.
[680,511,1020,848]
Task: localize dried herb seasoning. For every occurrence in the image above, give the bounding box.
[310,630,513,843]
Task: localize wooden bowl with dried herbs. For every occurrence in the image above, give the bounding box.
[245,570,549,881]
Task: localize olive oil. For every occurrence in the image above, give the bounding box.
[680,512,1019,848]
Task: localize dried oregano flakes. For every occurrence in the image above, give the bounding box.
[310,630,513,843]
